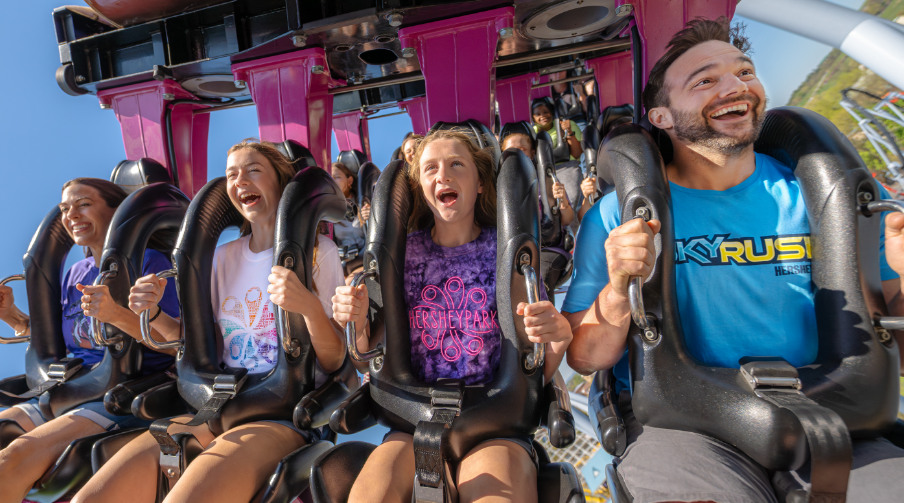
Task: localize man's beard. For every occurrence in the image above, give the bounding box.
[670,94,765,155]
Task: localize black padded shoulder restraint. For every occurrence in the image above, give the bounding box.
[596,107,900,500]
[166,166,347,435]
[336,149,368,177]
[430,119,502,169]
[355,150,544,464]
[276,140,316,171]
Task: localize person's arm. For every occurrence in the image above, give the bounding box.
[552,181,574,226]
[562,120,582,159]
[269,266,346,373]
[332,280,378,373]
[879,210,904,374]
[577,177,598,221]
[564,217,660,375]
[80,281,179,355]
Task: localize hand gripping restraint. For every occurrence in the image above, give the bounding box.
[148,166,348,493]
[0,159,186,420]
[593,107,901,502]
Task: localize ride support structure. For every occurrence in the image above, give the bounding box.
[231,48,341,171]
[333,110,372,161]
[398,96,428,136]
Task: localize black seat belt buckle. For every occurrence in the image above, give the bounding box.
[739,357,801,397]
[47,358,84,381]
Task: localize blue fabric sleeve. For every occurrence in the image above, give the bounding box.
[142,250,180,318]
[877,185,899,281]
[561,193,621,313]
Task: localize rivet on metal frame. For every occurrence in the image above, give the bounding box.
[615,4,634,17]
[234,80,247,89]
[386,12,403,27]
[291,33,307,48]
[499,27,514,39]
[162,93,175,101]
[401,47,416,59]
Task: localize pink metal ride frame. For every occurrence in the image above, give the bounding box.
[232,48,340,170]
[398,96,428,136]
[585,51,633,114]
[333,110,372,160]
[496,73,536,125]
[98,79,210,198]
[616,0,736,87]
[399,7,514,128]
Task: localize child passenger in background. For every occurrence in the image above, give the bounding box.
[501,132,575,226]
[333,130,574,503]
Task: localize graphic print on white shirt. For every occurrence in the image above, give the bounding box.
[212,235,279,374]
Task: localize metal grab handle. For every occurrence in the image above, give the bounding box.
[91,263,123,347]
[346,269,382,362]
[628,276,658,342]
[863,199,904,215]
[521,263,546,372]
[586,168,598,205]
[140,268,183,351]
[0,274,29,344]
[278,256,300,357]
[878,317,904,330]
[548,168,563,213]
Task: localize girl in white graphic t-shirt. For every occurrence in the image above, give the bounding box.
[74,139,347,503]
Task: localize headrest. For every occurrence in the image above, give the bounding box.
[276,140,317,171]
[110,158,172,194]
[428,119,502,168]
[336,150,368,177]
[499,121,536,149]
[536,130,556,172]
[530,97,556,117]
[598,104,634,136]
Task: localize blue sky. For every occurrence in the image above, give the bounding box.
[0,1,865,444]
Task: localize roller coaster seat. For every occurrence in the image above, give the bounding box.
[276,140,317,171]
[309,128,581,502]
[588,107,903,501]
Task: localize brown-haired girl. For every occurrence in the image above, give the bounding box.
[0,178,179,503]
[332,130,573,503]
[331,161,367,253]
[73,139,346,503]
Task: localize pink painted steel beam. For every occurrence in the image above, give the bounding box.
[399,97,428,135]
[333,111,371,161]
[399,7,514,128]
[585,51,633,113]
[617,0,736,87]
[232,48,341,170]
[98,79,210,198]
[497,73,536,125]
[529,74,552,101]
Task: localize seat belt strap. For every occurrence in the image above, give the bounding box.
[0,359,83,400]
[413,379,463,503]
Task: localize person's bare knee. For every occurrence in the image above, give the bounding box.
[348,432,415,503]
[457,440,537,503]
[71,429,163,503]
[0,407,36,432]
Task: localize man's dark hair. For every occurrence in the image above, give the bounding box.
[642,17,751,112]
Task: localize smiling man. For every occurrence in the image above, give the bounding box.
[563,18,904,503]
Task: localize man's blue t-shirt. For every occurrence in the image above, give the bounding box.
[60,249,180,374]
[562,153,898,393]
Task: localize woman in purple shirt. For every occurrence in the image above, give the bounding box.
[332,130,573,503]
[0,178,178,503]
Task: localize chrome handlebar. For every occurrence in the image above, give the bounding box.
[91,263,123,347]
[278,256,300,357]
[346,269,383,363]
[139,268,183,350]
[0,274,28,344]
[864,198,904,335]
[548,169,563,213]
[521,263,546,372]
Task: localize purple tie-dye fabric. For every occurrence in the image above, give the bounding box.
[404,227,547,385]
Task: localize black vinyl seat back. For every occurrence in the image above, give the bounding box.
[357,149,544,461]
[24,158,187,418]
[531,97,569,164]
[357,162,381,211]
[174,166,347,434]
[597,104,634,137]
[276,140,316,172]
[336,149,368,177]
[597,107,900,471]
[554,82,583,122]
[429,119,502,170]
[535,129,564,248]
[585,95,600,128]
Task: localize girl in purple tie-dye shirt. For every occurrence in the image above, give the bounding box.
[333,129,573,503]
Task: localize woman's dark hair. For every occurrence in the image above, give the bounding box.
[406,129,497,232]
[399,132,425,159]
[331,162,357,198]
[61,178,129,257]
[642,17,751,112]
[226,138,297,237]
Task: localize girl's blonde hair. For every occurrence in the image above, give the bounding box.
[226,138,297,237]
[406,130,497,232]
